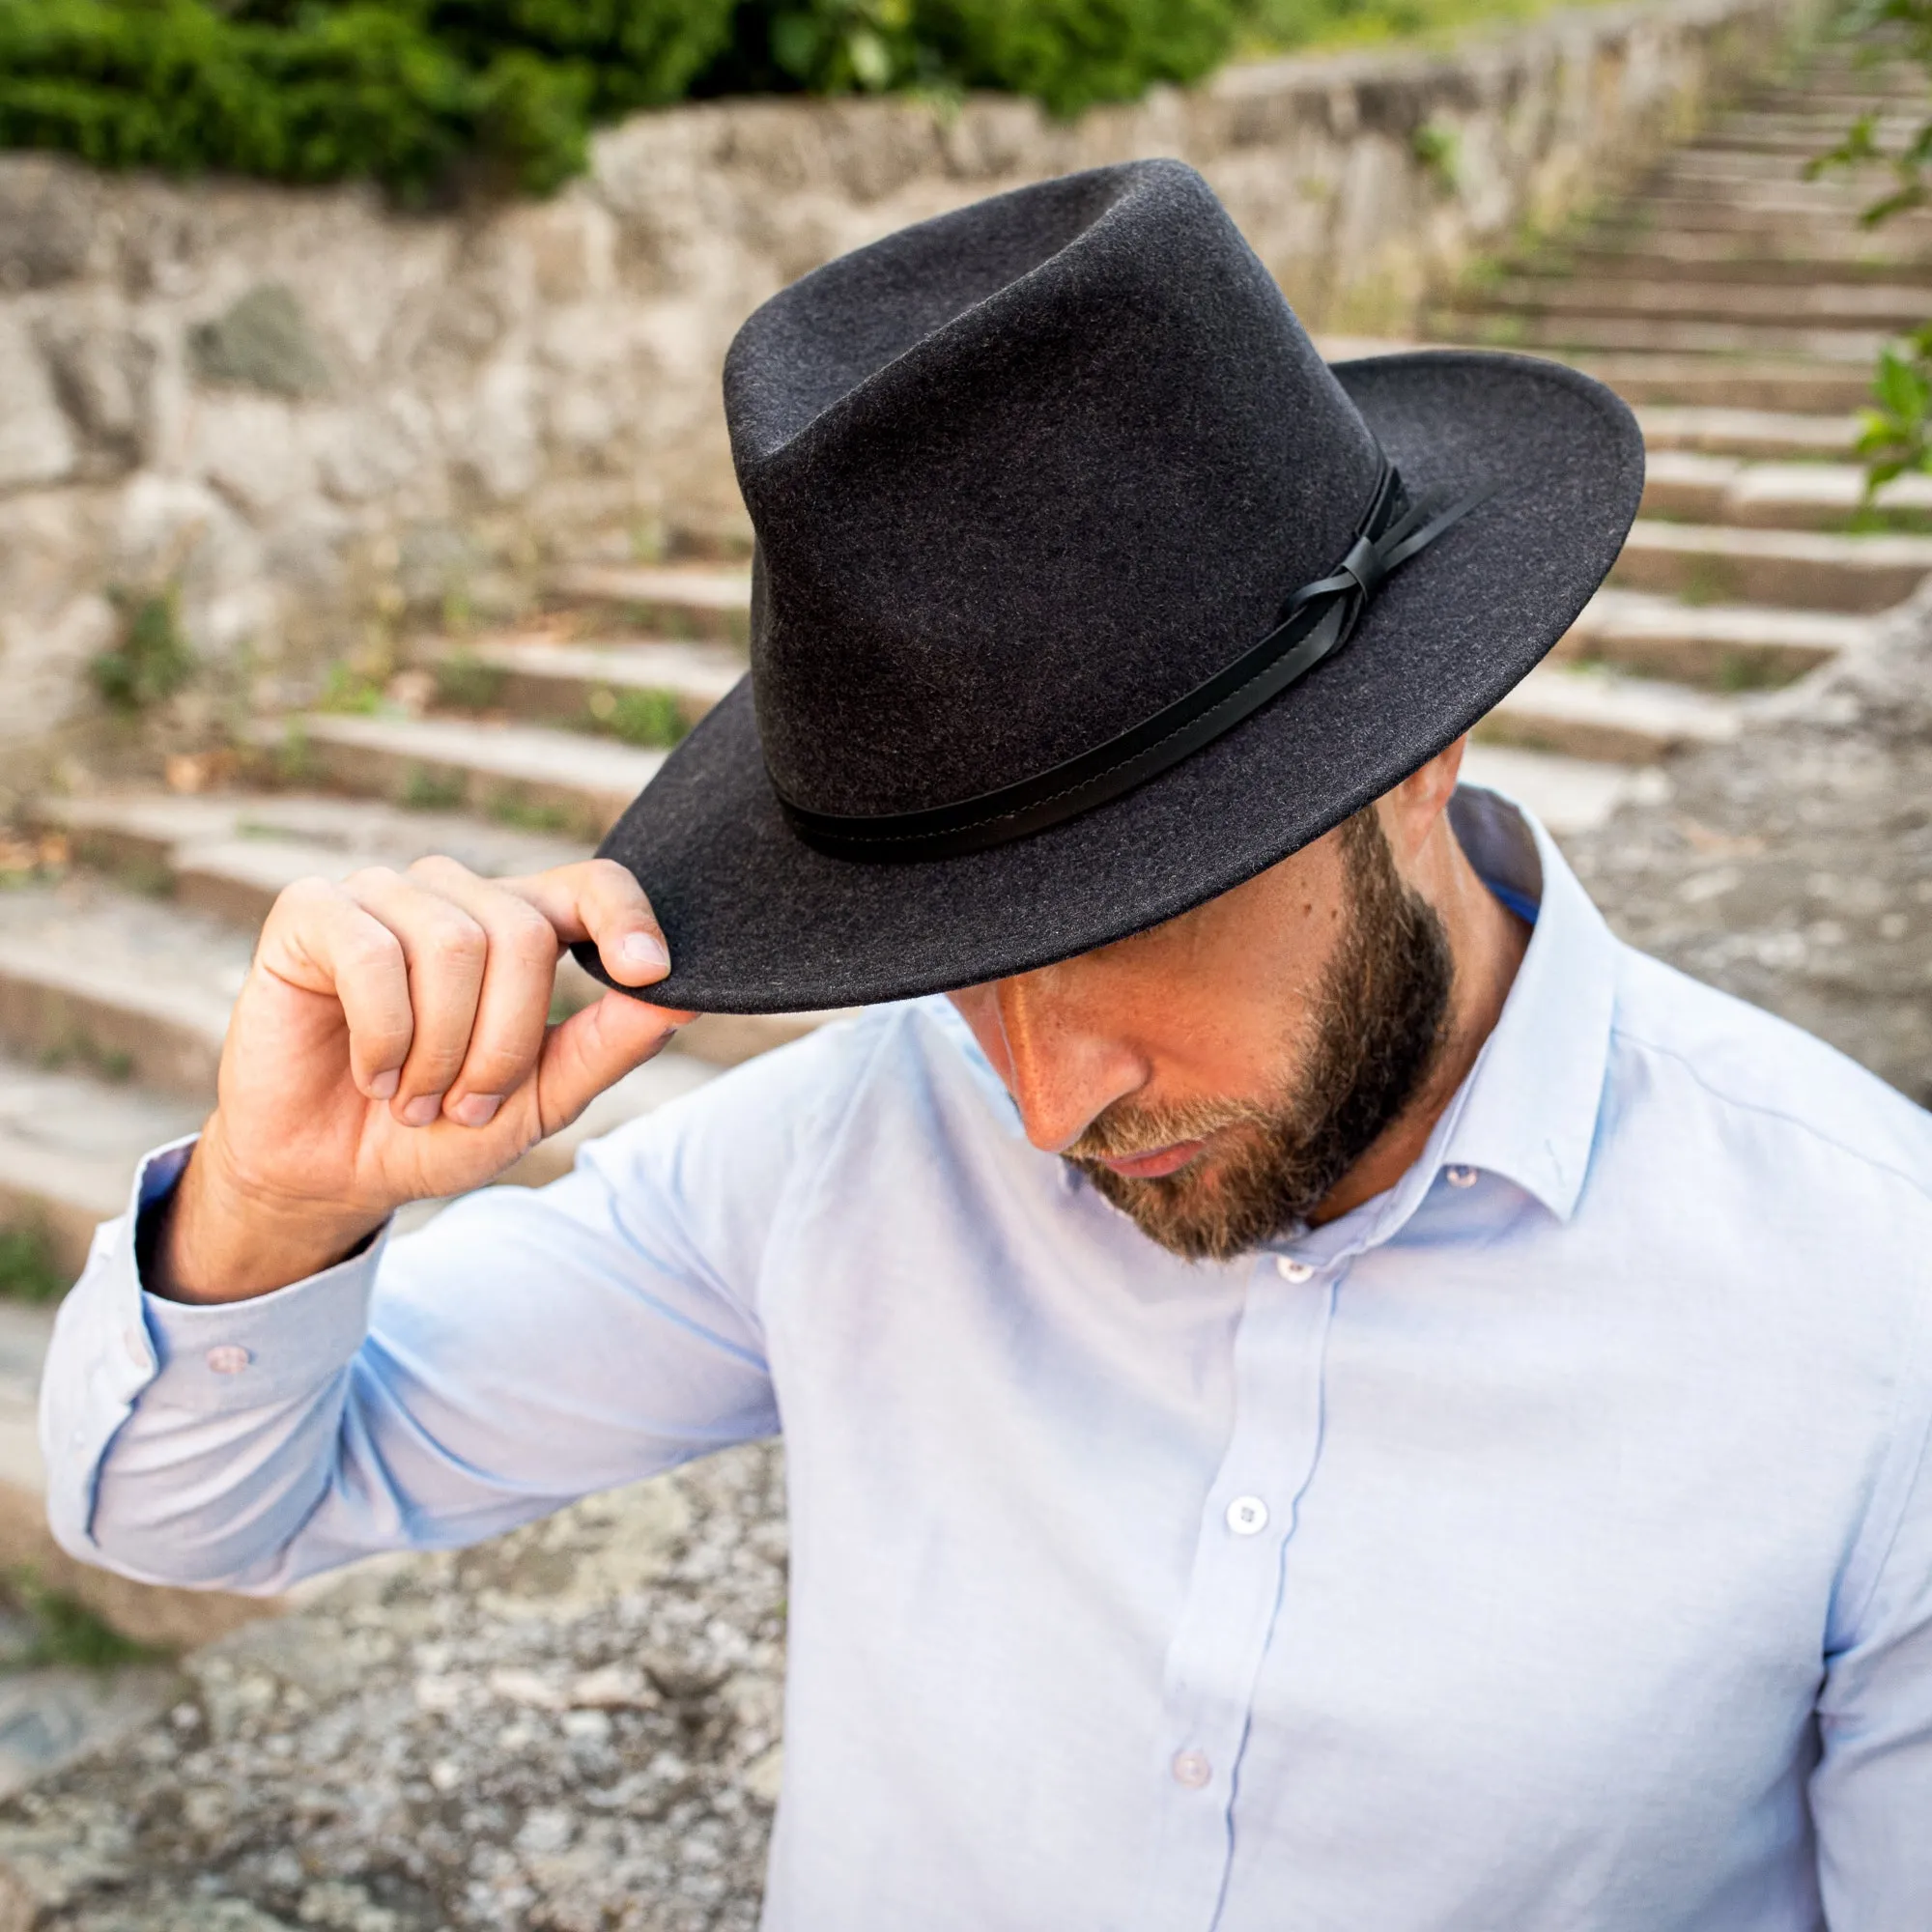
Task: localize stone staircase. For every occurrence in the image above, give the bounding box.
[1404,41,1932,837]
[0,28,1926,1782]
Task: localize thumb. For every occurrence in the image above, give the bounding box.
[535,990,696,1136]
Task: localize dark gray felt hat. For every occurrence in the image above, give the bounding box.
[582,158,1644,1013]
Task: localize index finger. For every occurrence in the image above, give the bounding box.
[494,859,687,1001]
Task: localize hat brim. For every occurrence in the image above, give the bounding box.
[581,351,1643,1013]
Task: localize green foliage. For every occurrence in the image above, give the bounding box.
[0,0,738,201]
[0,1227,62,1305]
[1810,4,1932,498]
[1855,322,1932,497]
[0,0,1246,192]
[920,0,1241,117]
[319,660,386,713]
[433,650,509,710]
[4,1570,162,1671]
[1410,118,1457,188]
[705,0,927,95]
[402,761,468,809]
[90,584,194,714]
[485,788,571,830]
[1241,0,1549,54]
[588,685,690,746]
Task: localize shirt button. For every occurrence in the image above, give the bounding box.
[1274,1256,1313,1283]
[1445,1164,1479,1189]
[123,1326,148,1368]
[205,1345,253,1376]
[1225,1495,1269,1536]
[1171,1748,1211,1788]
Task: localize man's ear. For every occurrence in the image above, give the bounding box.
[1376,736,1466,865]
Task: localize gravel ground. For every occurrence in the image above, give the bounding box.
[1,606,1925,1931]
[0,1447,787,1931]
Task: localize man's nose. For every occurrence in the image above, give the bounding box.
[992,974,1147,1153]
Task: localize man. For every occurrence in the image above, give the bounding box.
[42,162,1932,1928]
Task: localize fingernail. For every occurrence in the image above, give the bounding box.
[619,930,669,978]
[369,1068,399,1100]
[400,1092,442,1127]
[449,1093,501,1128]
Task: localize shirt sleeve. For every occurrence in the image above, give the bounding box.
[41,1025,855,1597]
[1810,1315,1932,1929]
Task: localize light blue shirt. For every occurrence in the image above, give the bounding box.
[41,789,1932,1931]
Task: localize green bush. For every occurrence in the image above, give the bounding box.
[923,0,1241,117]
[0,0,1242,198]
[0,0,739,201]
[90,583,194,713]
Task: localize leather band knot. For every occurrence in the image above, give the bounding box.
[773,448,1495,864]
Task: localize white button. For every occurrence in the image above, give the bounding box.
[1274,1255,1313,1283]
[205,1345,252,1376]
[1171,1748,1211,1788]
[123,1326,148,1368]
[1445,1164,1480,1189]
[1225,1495,1269,1537]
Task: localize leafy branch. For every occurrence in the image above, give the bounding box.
[1808,0,1932,499]
[1855,323,1932,489]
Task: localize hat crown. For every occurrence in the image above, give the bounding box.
[724,160,1381,820]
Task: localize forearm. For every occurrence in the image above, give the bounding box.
[145,1120,388,1306]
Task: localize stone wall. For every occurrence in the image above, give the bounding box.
[0,0,1814,780]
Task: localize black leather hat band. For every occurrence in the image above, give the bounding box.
[772,452,1494,864]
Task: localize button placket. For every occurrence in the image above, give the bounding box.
[1133,1259,1342,1932]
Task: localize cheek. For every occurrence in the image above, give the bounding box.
[943,988,1010,1079]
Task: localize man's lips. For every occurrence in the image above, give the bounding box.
[1094,1138,1208,1180]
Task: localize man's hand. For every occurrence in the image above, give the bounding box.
[156,857,694,1305]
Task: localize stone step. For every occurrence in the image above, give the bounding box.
[1453,310,1886,362]
[1599,194,1932,239]
[1608,521,1932,611]
[1633,407,1858,460]
[1321,339,1875,419]
[30,788,832,1072]
[0,881,250,1099]
[1544,242,1932,285]
[1458,743,1667,837]
[1472,276,1932,330]
[256,713,668,842]
[1474,665,1741,764]
[1556,587,1862,685]
[0,1053,203,1279]
[1696,114,1926,152]
[1565,355,1872,412]
[408,633,745,740]
[545,564,752,643]
[34,789,586,929]
[0,875,736,1203]
[1645,452,1932,529]
[1650,150,1885,187]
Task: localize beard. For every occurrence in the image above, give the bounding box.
[1065,809,1455,1262]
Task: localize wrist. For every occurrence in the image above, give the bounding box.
[152,1123,387,1306]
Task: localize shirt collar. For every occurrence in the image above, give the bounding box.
[1429,782,1617,1225]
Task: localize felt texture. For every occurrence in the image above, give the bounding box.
[727,160,1381,815]
[583,164,1645,1013]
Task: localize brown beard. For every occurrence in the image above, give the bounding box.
[1065,809,1454,1261]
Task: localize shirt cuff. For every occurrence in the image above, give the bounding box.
[128,1146,390,1413]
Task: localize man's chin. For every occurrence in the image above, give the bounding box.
[1072,1153,1265,1264]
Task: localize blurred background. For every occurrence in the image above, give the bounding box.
[0,0,1926,1925]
